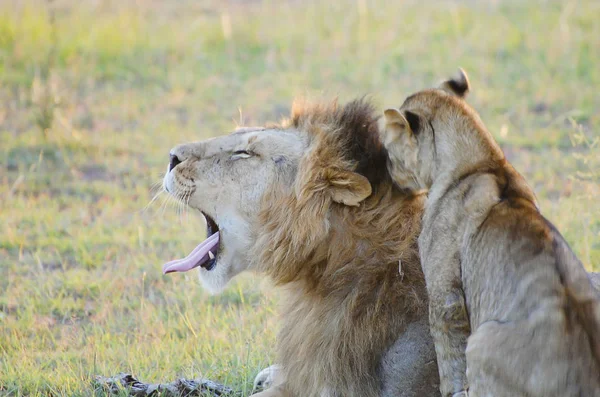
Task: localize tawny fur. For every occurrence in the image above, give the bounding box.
[383,70,600,397]
[165,97,440,396]
[249,100,434,397]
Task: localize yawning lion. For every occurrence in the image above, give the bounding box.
[162,99,440,396]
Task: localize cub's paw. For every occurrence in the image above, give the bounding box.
[452,391,468,397]
[253,364,281,393]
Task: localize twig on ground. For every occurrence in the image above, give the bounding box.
[93,373,239,396]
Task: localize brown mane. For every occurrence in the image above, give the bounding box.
[250,99,429,396]
[285,98,390,188]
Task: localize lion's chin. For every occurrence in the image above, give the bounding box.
[197,260,236,295]
[198,247,253,295]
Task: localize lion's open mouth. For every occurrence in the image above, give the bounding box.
[162,212,220,274]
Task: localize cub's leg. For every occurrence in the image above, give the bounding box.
[466,320,534,397]
[424,256,471,396]
[466,313,600,397]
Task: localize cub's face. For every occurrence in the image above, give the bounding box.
[382,68,471,192]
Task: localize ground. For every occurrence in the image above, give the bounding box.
[0,0,598,395]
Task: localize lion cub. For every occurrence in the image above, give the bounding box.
[382,70,600,397]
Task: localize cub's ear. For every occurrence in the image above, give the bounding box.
[439,68,470,98]
[383,108,418,136]
[384,108,406,125]
[325,168,372,207]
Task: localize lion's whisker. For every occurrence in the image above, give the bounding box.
[149,177,165,193]
[143,189,164,213]
[160,194,175,217]
[183,191,192,222]
[176,192,185,221]
[176,191,185,221]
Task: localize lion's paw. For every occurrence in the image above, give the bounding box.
[253,364,281,393]
[452,391,468,397]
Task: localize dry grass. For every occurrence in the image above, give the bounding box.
[0,0,598,395]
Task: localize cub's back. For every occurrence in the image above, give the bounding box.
[461,170,600,371]
[464,194,567,326]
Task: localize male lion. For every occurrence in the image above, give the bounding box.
[162,99,440,396]
[382,70,600,397]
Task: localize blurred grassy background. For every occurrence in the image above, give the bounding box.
[0,0,598,395]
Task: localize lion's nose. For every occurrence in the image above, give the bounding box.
[169,153,182,171]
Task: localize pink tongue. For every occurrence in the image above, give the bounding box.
[162,232,220,274]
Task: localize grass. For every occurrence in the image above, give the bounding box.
[1,0,599,395]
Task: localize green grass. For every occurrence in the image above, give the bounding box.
[1,0,599,395]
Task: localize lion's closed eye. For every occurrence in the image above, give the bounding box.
[231,150,253,160]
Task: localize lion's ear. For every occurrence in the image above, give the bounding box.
[326,168,372,207]
[384,108,414,137]
[439,68,470,98]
